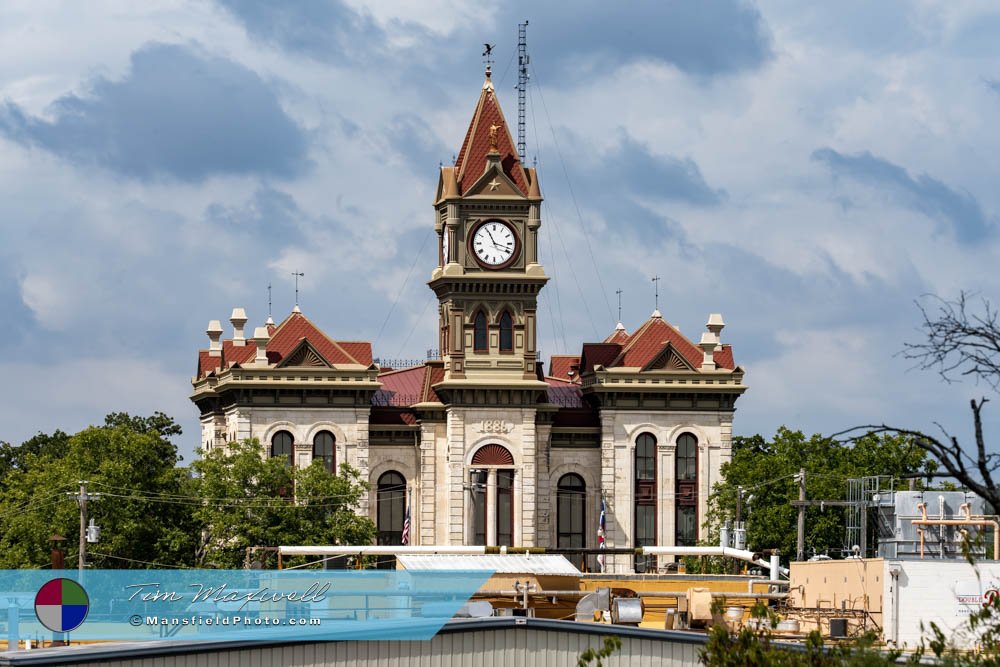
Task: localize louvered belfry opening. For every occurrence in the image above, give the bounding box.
[470,444,515,547]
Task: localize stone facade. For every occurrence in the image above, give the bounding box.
[190,69,747,573]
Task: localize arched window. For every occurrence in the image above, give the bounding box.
[473,311,488,352]
[271,431,293,466]
[557,474,586,569]
[376,471,407,567]
[312,431,335,474]
[377,471,406,545]
[676,433,698,546]
[499,311,513,352]
[634,433,657,572]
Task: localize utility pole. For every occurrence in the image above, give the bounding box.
[733,486,743,574]
[67,482,99,577]
[735,486,743,526]
[797,468,806,562]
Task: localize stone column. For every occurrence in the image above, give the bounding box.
[519,409,537,546]
[419,422,437,546]
[355,407,371,518]
[534,419,553,548]
[447,409,466,545]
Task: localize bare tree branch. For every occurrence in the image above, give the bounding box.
[903,292,1000,391]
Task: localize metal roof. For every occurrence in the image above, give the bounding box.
[397,554,580,575]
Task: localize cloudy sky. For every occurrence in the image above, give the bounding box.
[2,1,999,462]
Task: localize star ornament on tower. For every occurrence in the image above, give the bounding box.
[488,178,501,191]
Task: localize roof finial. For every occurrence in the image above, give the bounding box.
[266,282,274,326]
[291,271,304,312]
[651,275,661,318]
[615,288,623,326]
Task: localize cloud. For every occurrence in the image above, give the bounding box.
[499,1,773,79]
[0,42,308,182]
[383,113,450,173]
[607,131,725,205]
[216,1,771,79]
[811,148,993,245]
[205,185,305,243]
[215,0,386,63]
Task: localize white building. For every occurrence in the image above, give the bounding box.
[190,68,747,573]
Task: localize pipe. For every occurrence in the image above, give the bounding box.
[278,545,790,578]
[640,546,789,579]
[911,519,1000,559]
[888,564,901,646]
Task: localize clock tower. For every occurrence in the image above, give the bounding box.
[429,68,548,395]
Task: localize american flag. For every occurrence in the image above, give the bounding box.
[401,492,411,546]
[597,496,606,572]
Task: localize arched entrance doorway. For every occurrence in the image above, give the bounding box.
[469,444,515,546]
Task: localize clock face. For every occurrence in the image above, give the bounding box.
[471,220,518,268]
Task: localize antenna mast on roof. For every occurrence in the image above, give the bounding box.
[616,288,623,323]
[651,275,660,312]
[517,21,530,161]
[267,283,272,319]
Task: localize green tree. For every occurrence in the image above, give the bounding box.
[0,413,198,568]
[192,438,375,568]
[705,428,935,560]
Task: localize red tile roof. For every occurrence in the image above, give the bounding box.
[454,76,529,196]
[609,316,705,369]
[548,355,581,382]
[603,327,630,345]
[713,345,735,369]
[195,310,373,378]
[266,312,371,366]
[375,364,426,406]
[374,362,445,406]
[579,343,622,374]
[546,377,585,409]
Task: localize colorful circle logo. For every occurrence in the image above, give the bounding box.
[35,578,90,633]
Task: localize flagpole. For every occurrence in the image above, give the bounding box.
[598,493,607,574]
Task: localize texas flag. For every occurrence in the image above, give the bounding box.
[597,497,607,572]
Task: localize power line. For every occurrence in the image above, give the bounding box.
[531,64,616,326]
[373,228,433,350]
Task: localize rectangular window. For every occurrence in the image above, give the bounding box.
[497,470,514,547]
[471,470,486,546]
[676,505,697,546]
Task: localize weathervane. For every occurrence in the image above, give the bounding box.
[482,43,495,75]
[651,275,660,312]
[291,272,304,307]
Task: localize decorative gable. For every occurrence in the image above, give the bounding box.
[276,339,332,368]
[643,342,696,372]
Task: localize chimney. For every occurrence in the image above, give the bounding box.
[706,314,725,350]
[206,320,223,357]
[252,326,270,366]
[230,308,248,347]
[698,332,717,371]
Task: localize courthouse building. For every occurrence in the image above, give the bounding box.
[190,68,747,573]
